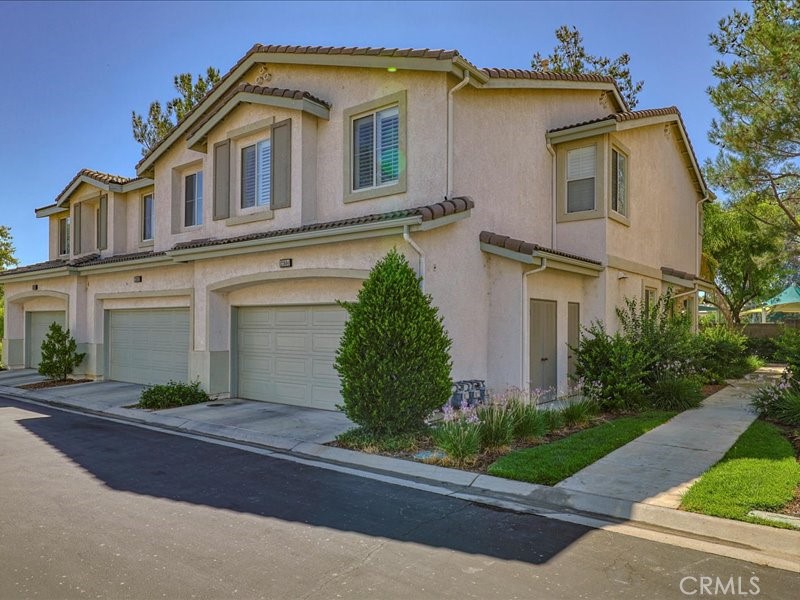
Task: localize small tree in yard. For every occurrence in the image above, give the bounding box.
[38,323,85,381]
[334,249,453,434]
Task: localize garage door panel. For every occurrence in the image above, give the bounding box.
[27,311,66,368]
[237,305,346,410]
[108,308,189,386]
[274,332,309,353]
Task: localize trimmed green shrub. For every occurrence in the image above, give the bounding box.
[649,374,704,411]
[695,325,750,382]
[476,404,515,450]
[432,420,481,465]
[775,328,800,372]
[745,336,779,361]
[334,249,453,434]
[508,400,548,441]
[38,322,85,381]
[138,380,209,410]
[573,322,647,412]
[335,427,425,453]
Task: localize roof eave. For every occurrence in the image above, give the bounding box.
[35,204,69,218]
[480,242,603,277]
[484,78,625,111]
[186,92,330,151]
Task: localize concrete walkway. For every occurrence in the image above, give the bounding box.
[556,367,784,507]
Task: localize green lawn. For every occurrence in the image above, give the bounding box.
[487,411,676,485]
[680,420,800,527]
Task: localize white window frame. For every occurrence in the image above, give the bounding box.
[58,216,70,256]
[184,170,203,227]
[142,193,154,242]
[351,105,400,193]
[240,137,271,210]
[565,145,597,214]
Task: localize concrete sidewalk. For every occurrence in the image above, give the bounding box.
[556,369,782,507]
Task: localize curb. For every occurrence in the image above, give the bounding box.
[2,386,798,570]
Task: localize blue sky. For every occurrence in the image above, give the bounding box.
[0,0,745,266]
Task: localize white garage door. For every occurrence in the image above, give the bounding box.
[26,311,66,368]
[236,305,346,410]
[108,308,190,386]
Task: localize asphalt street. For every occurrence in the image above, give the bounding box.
[0,395,795,599]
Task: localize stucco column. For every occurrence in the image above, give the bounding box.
[2,295,24,368]
[69,276,89,376]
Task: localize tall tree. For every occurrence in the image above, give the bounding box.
[705,1,800,236]
[532,25,644,108]
[132,67,221,156]
[0,225,19,362]
[702,201,787,324]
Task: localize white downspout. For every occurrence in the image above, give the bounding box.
[404,224,426,293]
[547,142,557,248]
[521,258,548,389]
[447,72,470,198]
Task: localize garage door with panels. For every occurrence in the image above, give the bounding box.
[107,308,190,386]
[236,305,346,411]
[26,310,66,368]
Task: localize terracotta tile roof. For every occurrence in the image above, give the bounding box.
[252,44,463,61]
[0,258,69,277]
[172,197,474,251]
[480,68,616,84]
[661,266,697,281]
[53,168,143,204]
[187,83,331,138]
[547,106,681,133]
[0,251,166,278]
[479,231,602,266]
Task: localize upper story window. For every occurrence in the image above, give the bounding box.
[58,216,70,256]
[241,139,271,209]
[184,171,203,227]
[142,194,154,241]
[343,90,407,203]
[644,286,657,311]
[611,147,628,217]
[566,145,596,213]
[353,106,399,191]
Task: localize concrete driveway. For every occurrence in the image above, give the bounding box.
[0,369,352,445]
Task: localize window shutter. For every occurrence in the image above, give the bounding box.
[377,107,399,185]
[98,195,108,250]
[213,140,231,220]
[73,203,82,254]
[352,114,374,190]
[241,145,256,209]
[257,139,271,207]
[271,118,291,210]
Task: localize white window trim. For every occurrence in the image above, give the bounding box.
[609,138,631,226]
[184,170,204,228]
[240,137,272,212]
[556,136,605,223]
[141,193,154,245]
[343,90,407,204]
[58,216,70,256]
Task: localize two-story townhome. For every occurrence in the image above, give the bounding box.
[0,45,710,409]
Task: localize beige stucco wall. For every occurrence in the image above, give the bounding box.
[605,126,700,276]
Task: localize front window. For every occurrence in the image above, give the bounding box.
[644,287,657,311]
[352,105,399,191]
[241,139,271,209]
[566,145,596,213]
[58,217,70,255]
[184,171,203,227]
[612,148,628,216]
[142,194,154,241]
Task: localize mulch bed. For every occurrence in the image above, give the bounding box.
[776,424,800,518]
[18,379,92,390]
[332,412,621,474]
